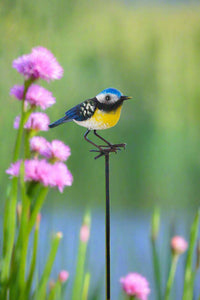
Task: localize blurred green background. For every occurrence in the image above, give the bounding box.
[1,0,200,212]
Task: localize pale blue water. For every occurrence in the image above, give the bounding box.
[36,207,200,300]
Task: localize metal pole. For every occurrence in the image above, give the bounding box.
[84,131,126,299]
[105,153,110,300]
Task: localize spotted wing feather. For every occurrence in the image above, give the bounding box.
[49,99,97,128]
[67,99,97,121]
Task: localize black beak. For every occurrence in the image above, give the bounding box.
[120,95,132,101]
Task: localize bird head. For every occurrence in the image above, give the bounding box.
[95,88,132,105]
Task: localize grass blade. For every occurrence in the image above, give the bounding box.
[82,272,91,300]
[182,209,200,300]
[34,232,63,300]
[150,208,162,300]
[72,211,91,300]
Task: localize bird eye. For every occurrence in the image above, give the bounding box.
[105,95,111,101]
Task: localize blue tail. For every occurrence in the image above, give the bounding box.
[49,116,72,128]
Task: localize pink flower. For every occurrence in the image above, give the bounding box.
[49,162,73,192]
[14,112,49,131]
[171,236,188,255]
[25,113,50,131]
[10,84,55,109]
[11,84,55,110]
[6,159,39,182]
[10,85,24,100]
[6,159,73,192]
[43,140,71,162]
[80,224,90,243]
[26,84,55,109]
[30,137,71,162]
[12,53,33,80]
[24,159,40,181]
[26,159,73,191]
[32,159,53,186]
[13,46,63,81]
[58,270,69,283]
[120,273,150,300]
[6,160,22,177]
[14,116,21,129]
[30,136,49,155]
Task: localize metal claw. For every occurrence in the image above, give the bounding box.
[84,129,126,159]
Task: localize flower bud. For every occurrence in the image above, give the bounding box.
[171,236,188,255]
[56,232,63,239]
[58,270,69,283]
[120,272,150,299]
[80,224,90,243]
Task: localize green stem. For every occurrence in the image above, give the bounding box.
[2,183,12,257]
[24,219,40,299]
[1,94,27,288]
[1,79,33,295]
[13,79,32,162]
[27,181,41,198]
[164,254,178,300]
[27,187,48,235]
[9,187,48,300]
[34,233,63,300]
[25,130,31,158]
[182,210,200,300]
[82,273,90,300]
[15,187,48,299]
[72,238,88,300]
[17,235,29,299]
[151,239,162,300]
[72,212,91,300]
[48,281,62,300]
[16,162,30,297]
[13,105,25,162]
[9,163,30,299]
[1,177,18,284]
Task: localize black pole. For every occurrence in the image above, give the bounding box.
[105,153,110,300]
[84,129,126,299]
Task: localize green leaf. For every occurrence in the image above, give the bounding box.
[182,209,200,300]
[150,208,162,300]
[82,272,91,300]
[72,211,91,300]
[34,232,63,300]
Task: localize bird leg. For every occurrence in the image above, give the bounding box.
[84,129,103,152]
[93,130,112,146]
[93,130,126,150]
[84,129,126,159]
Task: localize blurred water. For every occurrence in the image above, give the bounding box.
[36,207,200,300]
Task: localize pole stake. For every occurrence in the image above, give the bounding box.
[85,131,126,300]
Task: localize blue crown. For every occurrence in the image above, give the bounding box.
[99,88,122,98]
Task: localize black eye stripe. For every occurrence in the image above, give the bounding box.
[105,95,111,101]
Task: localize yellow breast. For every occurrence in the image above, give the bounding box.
[74,105,122,130]
[92,105,122,129]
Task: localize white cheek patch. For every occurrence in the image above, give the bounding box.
[96,93,118,104]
